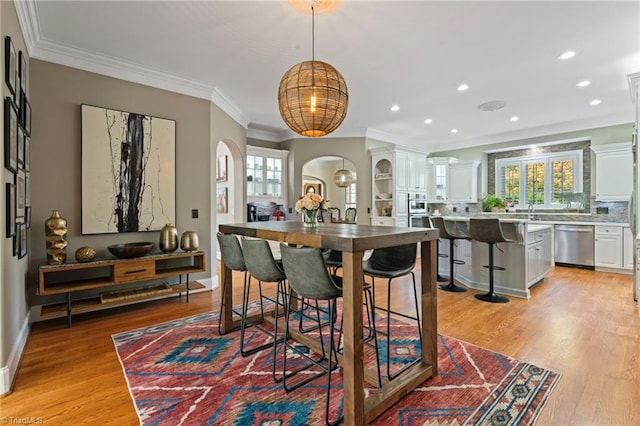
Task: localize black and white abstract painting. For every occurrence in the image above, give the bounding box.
[81,105,175,234]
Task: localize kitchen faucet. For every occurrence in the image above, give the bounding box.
[528,202,535,221]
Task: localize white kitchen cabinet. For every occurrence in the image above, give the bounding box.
[594,226,623,268]
[623,226,634,270]
[427,158,450,202]
[370,147,427,223]
[408,154,427,191]
[395,150,409,191]
[527,226,554,287]
[592,143,632,201]
[448,161,480,202]
[247,146,288,203]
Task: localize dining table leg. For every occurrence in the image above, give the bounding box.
[421,239,438,374]
[219,262,234,334]
[341,250,365,424]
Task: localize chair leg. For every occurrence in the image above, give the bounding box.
[240,276,278,357]
[438,239,467,292]
[384,274,422,381]
[272,279,289,383]
[475,243,509,303]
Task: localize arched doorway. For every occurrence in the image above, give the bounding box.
[302,156,357,222]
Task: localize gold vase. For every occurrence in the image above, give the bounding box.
[45,210,68,264]
[180,231,199,252]
[159,223,178,253]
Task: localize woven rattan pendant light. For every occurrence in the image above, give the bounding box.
[278,5,348,137]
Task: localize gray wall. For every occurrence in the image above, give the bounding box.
[29,60,216,307]
[1,0,29,390]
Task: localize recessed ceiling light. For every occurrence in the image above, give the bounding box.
[577,80,591,87]
[450,128,458,134]
[510,116,519,122]
[424,118,433,124]
[390,105,400,112]
[457,84,469,92]
[590,99,601,106]
[558,51,576,60]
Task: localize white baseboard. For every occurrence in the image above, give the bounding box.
[0,311,31,396]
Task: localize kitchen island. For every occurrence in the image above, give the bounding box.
[435,217,553,299]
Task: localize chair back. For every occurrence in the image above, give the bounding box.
[430,216,451,239]
[217,233,246,272]
[469,218,508,244]
[241,238,285,282]
[280,244,342,301]
[328,207,341,222]
[368,243,417,272]
[345,208,357,222]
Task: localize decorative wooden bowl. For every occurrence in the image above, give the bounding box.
[107,242,155,259]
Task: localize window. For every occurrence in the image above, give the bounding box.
[495,150,582,209]
[344,178,357,210]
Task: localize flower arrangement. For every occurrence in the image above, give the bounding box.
[295,192,327,213]
[295,192,327,227]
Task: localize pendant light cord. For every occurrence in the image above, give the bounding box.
[311,5,315,62]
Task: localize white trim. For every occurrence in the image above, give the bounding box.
[454,275,531,299]
[14,0,40,55]
[210,88,250,129]
[0,312,31,396]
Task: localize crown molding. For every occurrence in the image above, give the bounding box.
[16,0,250,129]
[247,126,288,142]
[14,0,39,54]
[210,87,250,129]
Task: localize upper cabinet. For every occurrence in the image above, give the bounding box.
[592,143,632,201]
[448,161,480,202]
[247,146,288,203]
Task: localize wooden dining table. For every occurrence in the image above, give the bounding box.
[218,221,439,425]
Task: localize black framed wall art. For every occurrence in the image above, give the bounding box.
[5,182,15,238]
[4,97,18,173]
[81,104,176,234]
[4,36,16,97]
[18,50,26,95]
[16,170,25,220]
[17,222,27,259]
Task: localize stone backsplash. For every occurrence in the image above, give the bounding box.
[428,200,629,224]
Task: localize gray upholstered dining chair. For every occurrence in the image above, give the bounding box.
[216,233,247,335]
[239,238,287,357]
[363,243,421,382]
[277,244,346,425]
[278,244,382,423]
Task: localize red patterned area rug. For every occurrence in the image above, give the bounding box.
[113,309,559,425]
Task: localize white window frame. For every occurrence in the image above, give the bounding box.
[495,149,582,210]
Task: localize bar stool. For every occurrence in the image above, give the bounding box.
[431,216,469,293]
[469,218,514,303]
[216,233,248,335]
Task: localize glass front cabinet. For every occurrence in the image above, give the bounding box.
[246,146,288,203]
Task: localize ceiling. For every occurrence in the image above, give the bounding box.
[18,1,640,153]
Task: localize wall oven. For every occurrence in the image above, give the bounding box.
[408,193,428,227]
[408,192,427,215]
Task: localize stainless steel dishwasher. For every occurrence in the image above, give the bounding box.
[554,224,595,267]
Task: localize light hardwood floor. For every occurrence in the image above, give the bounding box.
[2,264,639,425]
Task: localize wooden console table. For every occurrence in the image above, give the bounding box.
[38,251,206,327]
